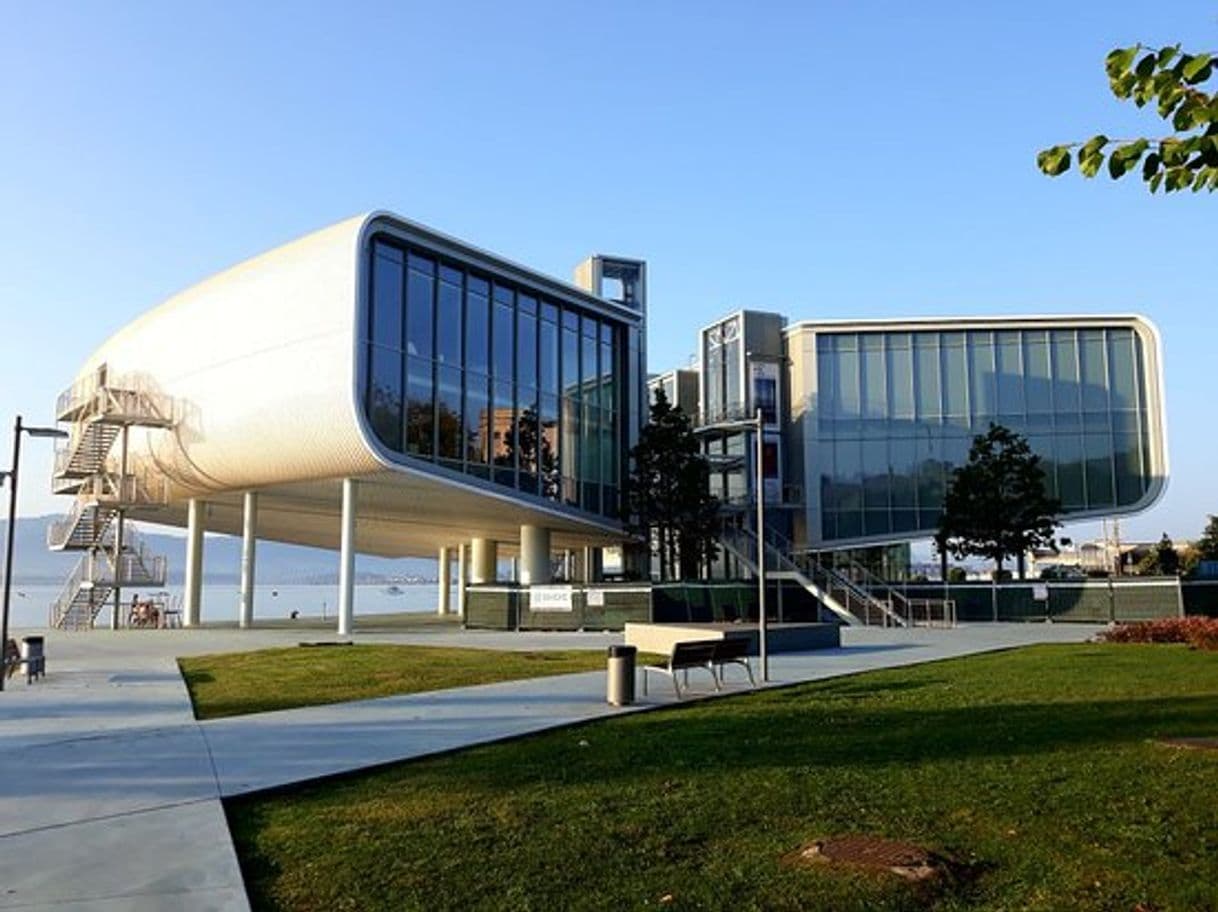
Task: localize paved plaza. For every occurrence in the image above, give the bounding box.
[0,622,1100,911]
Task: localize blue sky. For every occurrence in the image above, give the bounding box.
[1,1,1214,547]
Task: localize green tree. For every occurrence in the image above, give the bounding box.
[1156,533,1181,575]
[939,423,1062,580]
[1038,41,1218,192]
[1196,514,1218,561]
[624,388,720,580]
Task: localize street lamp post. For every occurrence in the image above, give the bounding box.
[1,415,69,692]
[753,407,767,683]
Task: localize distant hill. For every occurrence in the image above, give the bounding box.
[0,516,436,584]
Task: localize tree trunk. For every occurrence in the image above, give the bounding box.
[1017,551,1026,580]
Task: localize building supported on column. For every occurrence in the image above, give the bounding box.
[45,212,1172,632]
[46,211,648,631]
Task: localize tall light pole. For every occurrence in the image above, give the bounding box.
[753,407,768,682]
[2,415,69,691]
[701,408,769,681]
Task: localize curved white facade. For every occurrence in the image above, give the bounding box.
[64,212,641,557]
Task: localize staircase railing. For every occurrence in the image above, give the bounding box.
[717,522,860,626]
[759,524,906,627]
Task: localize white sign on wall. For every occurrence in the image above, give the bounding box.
[530,585,575,612]
[1032,584,1050,602]
[587,589,606,607]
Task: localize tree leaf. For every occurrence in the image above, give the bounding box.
[1036,146,1072,176]
[1106,45,1140,79]
[1135,52,1158,79]
[1158,44,1180,67]
[1142,150,1161,180]
[1183,53,1212,82]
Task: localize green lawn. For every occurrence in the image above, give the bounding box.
[227,644,1218,912]
[180,644,633,719]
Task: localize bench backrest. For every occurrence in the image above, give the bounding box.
[712,636,752,662]
[669,640,720,669]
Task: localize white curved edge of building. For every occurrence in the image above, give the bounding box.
[66,211,639,558]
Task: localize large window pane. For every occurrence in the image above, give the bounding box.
[968,332,995,419]
[913,334,940,423]
[1113,428,1145,505]
[887,338,913,423]
[540,393,560,500]
[367,344,402,450]
[370,244,403,348]
[1080,330,1109,413]
[1084,431,1115,507]
[941,334,967,420]
[436,267,462,365]
[464,374,489,472]
[405,357,433,457]
[492,286,514,381]
[1056,433,1085,509]
[1024,331,1052,414]
[465,277,489,375]
[1052,330,1080,415]
[995,331,1024,417]
[1108,329,1138,412]
[861,334,887,421]
[492,378,514,487]
[517,310,537,390]
[562,322,580,395]
[562,396,579,506]
[540,313,559,396]
[406,254,434,360]
[436,365,462,462]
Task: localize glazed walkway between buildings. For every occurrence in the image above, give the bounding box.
[0,622,1100,911]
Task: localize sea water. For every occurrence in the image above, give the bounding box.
[5,583,452,629]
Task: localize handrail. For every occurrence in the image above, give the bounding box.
[761,523,908,627]
[55,367,175,425]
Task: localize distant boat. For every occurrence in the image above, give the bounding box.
[385,584,404,595]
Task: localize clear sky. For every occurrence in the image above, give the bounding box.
[1,1,1213,549]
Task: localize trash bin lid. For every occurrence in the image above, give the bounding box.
[608,645,637,658]
[22,636,44,645]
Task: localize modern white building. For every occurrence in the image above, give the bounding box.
[46,212,648,631]
[655,309,1167,557]
[46,212,1170,632]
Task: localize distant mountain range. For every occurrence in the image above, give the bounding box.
[0,516,437,585]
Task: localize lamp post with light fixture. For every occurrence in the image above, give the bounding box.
[1,415,69,691]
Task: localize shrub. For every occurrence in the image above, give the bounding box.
[1098,617,1218,651]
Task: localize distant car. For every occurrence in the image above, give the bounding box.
[1038,564,1087,580]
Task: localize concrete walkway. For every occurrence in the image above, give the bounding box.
[0,622,1100,910]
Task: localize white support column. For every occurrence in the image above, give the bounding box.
[520,525,552,586]
[338,478,357,636]
[470,538,497,584]
[239,492,258,629]
[437,546,451,615]
[456,543,468,617]
[183,499,204,627]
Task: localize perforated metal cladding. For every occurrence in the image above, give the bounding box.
[73,215,382,497]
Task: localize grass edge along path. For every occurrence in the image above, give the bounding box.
[180,643,663,720]
[227,643,1218,912]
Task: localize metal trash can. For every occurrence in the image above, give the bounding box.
[20,636,45,683]
[607,644,637,706]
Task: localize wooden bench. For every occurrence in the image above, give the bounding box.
[641,637,756,699]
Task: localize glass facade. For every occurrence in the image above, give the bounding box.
[813,326,1158,543]
[363,235,625,518]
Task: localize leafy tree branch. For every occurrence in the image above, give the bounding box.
[1038,43,1218,192]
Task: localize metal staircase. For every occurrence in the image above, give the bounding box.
[717,520,911,627]
[47,366,175,630]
